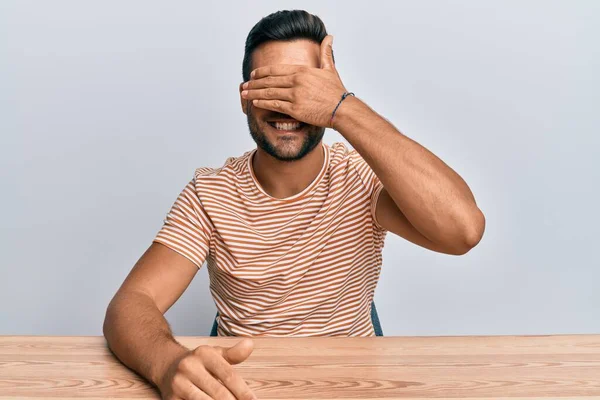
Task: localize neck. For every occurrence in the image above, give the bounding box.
[252,142,325,199]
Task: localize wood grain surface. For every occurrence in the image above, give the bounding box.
[1,335,599,399]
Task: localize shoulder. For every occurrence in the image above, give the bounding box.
[192,150,253,183]
[327,141,378,193]
[328,141,364,168]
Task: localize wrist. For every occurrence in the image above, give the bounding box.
[331,94,366,133]
[149,339,189,388]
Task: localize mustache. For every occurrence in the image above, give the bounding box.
[267,112,298,120]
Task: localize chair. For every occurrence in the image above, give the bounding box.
[210,301,383,336]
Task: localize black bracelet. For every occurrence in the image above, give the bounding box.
[330,92,355,128]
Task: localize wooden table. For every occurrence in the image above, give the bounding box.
[1,335,599,399]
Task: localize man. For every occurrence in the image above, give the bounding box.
[103,9,485,400]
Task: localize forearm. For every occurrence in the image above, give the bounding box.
[334,96,484,246]
[103,290,189,387]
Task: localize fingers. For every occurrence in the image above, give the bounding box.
[241,87,293,102]
[250,64,306,80]
[320,35,335,70]
[251,99,293,114]
[164,342,256,400]
[172,351,230,400]
[243,75,294,90]
[178,381,212,400]
[178,350,238,400]
[184,369,235,400]
[203,352,256,400]
[217,339,254,365]
[193,371,236,400]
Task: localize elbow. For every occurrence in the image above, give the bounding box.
[462,208,486,253]
[103,295,120,343]
[451,208,486,255]
[102,301,113,342]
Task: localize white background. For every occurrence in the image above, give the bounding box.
[1,0,598,335]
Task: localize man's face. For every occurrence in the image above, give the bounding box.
[241,39,325,162]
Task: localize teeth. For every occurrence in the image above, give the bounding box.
[273,122,301,131]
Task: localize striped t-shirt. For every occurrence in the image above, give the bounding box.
[153,141,387,336]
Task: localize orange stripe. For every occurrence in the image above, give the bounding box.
[154,142,387,336]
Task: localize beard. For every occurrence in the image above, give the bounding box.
[246,106,325,162]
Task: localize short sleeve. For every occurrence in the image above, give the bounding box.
[348,149,387,231]
[153,178,212,268]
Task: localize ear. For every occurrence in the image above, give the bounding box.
[239,82,248,115]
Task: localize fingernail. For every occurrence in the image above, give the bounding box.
[241,90,248,97]
[242,81,249,89]
[251,70,256,78]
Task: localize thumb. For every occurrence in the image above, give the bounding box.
[320,35,335,70]
[218,338,254,365]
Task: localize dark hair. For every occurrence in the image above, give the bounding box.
[242,10,333,82]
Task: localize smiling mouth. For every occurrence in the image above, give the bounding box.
[268,121,306,132]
